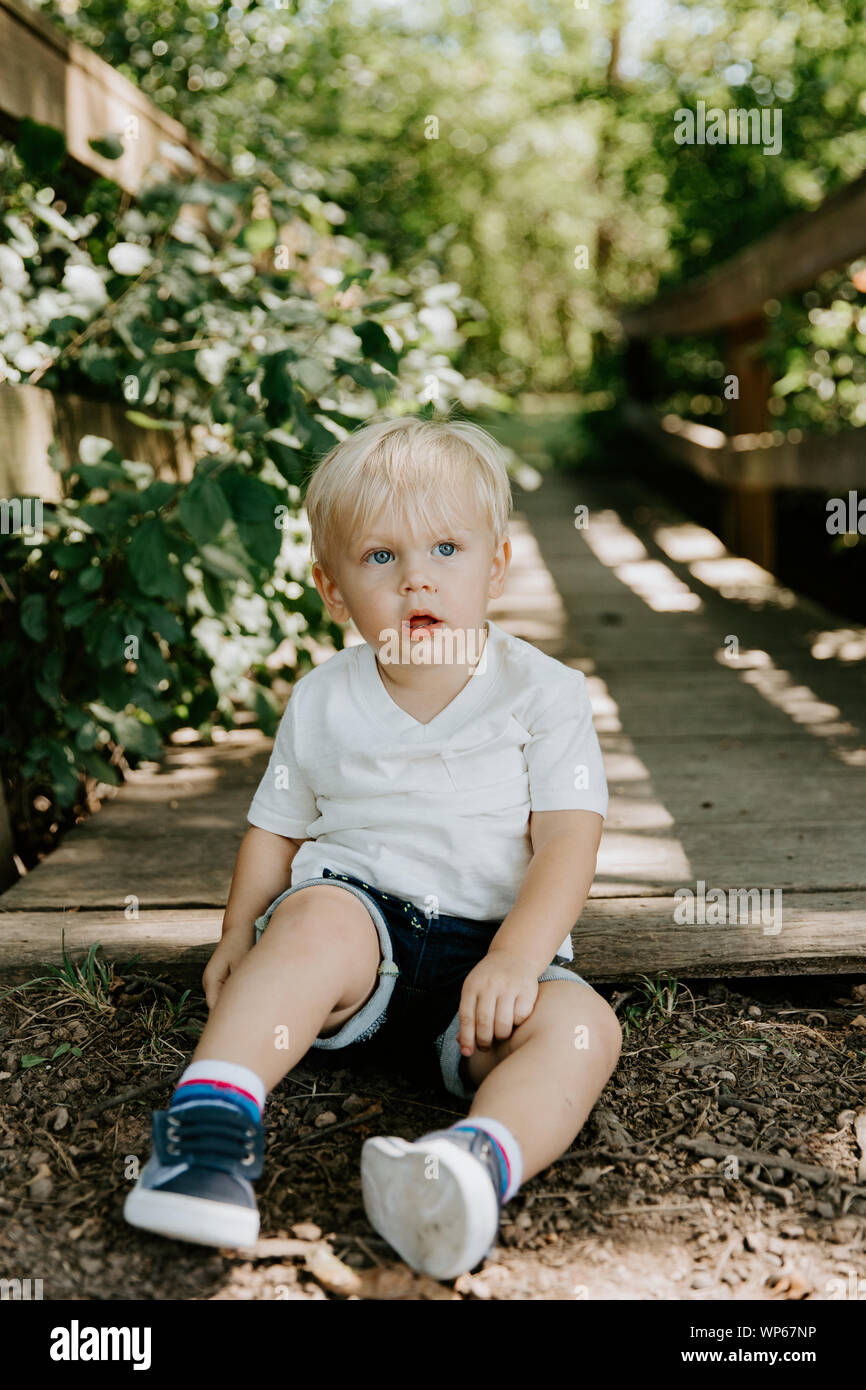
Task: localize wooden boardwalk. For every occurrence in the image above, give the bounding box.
[2,465,864,983]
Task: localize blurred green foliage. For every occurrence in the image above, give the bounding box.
[32,0,866,410]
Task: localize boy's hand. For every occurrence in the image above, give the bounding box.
[202,930,254,1011]
[457,949,539,1057]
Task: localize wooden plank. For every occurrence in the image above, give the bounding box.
[594,824,866,897]
[0,383,196,501]
[604,770,866,828]
[0,732,267,911]
[0,892,862,983]
[0,380,59,501]
[620,168,866,337]
[0,908,220,982]
[0,0,225,192]
[622,400,866,493]
[591,698,857,739]
[576,891,866,980]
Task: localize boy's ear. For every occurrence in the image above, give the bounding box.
[312,562,351,623]
[488,536,511,598]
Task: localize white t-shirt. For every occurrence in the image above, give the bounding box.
[246,618,607,961]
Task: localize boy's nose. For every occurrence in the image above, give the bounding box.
[401,571,436,593]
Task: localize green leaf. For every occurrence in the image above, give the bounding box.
[21,593,47,641]
[261,348,299,425]
[198,544,253,583]
[334,357,397,393]
[216,471,282,569]
[124,411,182,431]
[265,438,305,485]
[52,1043,72,1058]
[34,650,63,704]
[89,132,124,160]
[78,565,103,593]
[243,218,277,254]
[137,636,171,685]
[291,396,339,458]
[20,1054,49,1069]
[94,613,127,668]
[179,478,231,546]
[201,570,226,615]
[110,713,163,759]
[353,320,399,373]
[53,543,92,571]
[78,749,120,786]
[135,603,185,644]
[138,481,179,512]
[74,461,128,490]
[127,518,174,597]
[337,267,373,292]
[64,599,98,628]
[44,742,81,807]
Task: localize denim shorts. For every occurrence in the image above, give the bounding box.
[253,866,592,1100]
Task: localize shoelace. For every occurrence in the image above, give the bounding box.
[163,1106,259,1167]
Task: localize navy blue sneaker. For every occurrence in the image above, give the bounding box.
[123,1101,264,1249]
[361,1125,505,1279]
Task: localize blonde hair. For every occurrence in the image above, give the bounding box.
[303,414,513,577]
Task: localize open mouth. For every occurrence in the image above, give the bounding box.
[404,614,443,636]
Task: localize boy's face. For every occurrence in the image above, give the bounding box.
[312,487,510,661]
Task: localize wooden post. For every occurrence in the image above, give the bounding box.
[723,318,775,571]
[0,780,16,893]
[624,337,654,405]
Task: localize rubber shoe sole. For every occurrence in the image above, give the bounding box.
[361,1134,500,1280]
[123,1185,259,1249]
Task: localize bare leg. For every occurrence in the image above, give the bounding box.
[461,981,622,1182]
[191,886,382,1092]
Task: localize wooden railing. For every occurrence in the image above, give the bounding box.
[620,168,866,570]
[0,0,225,192]
[0,0,230,501]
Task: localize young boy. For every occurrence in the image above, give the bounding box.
[124,415,621,1281]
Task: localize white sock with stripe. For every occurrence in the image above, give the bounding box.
[448,1116,523,1203]
[170,1059,266,1125]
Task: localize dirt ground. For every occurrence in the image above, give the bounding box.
[0,965,864,1302]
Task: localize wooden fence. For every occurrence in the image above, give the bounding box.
[0,0,228,500]
[620,168,866,571]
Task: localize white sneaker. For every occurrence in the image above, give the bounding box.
[361,1127,505,1280]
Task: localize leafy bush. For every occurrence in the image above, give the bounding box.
[0,120,504,864]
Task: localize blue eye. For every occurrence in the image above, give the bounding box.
[362,542,462,564]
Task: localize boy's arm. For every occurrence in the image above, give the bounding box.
[486,809,603,974]
[221,826,311,941]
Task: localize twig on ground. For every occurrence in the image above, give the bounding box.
[717,1090,774,1117]
[282,1103,383,1153]
[676,1136,838,1186]
[77,1063,186,1120]
[743,1171,794,1207]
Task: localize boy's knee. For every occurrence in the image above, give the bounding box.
[579,991,622,1065]
[264,890,382,981]
[540,984,621,1068]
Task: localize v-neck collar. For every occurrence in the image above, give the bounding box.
[355,619,502,740]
